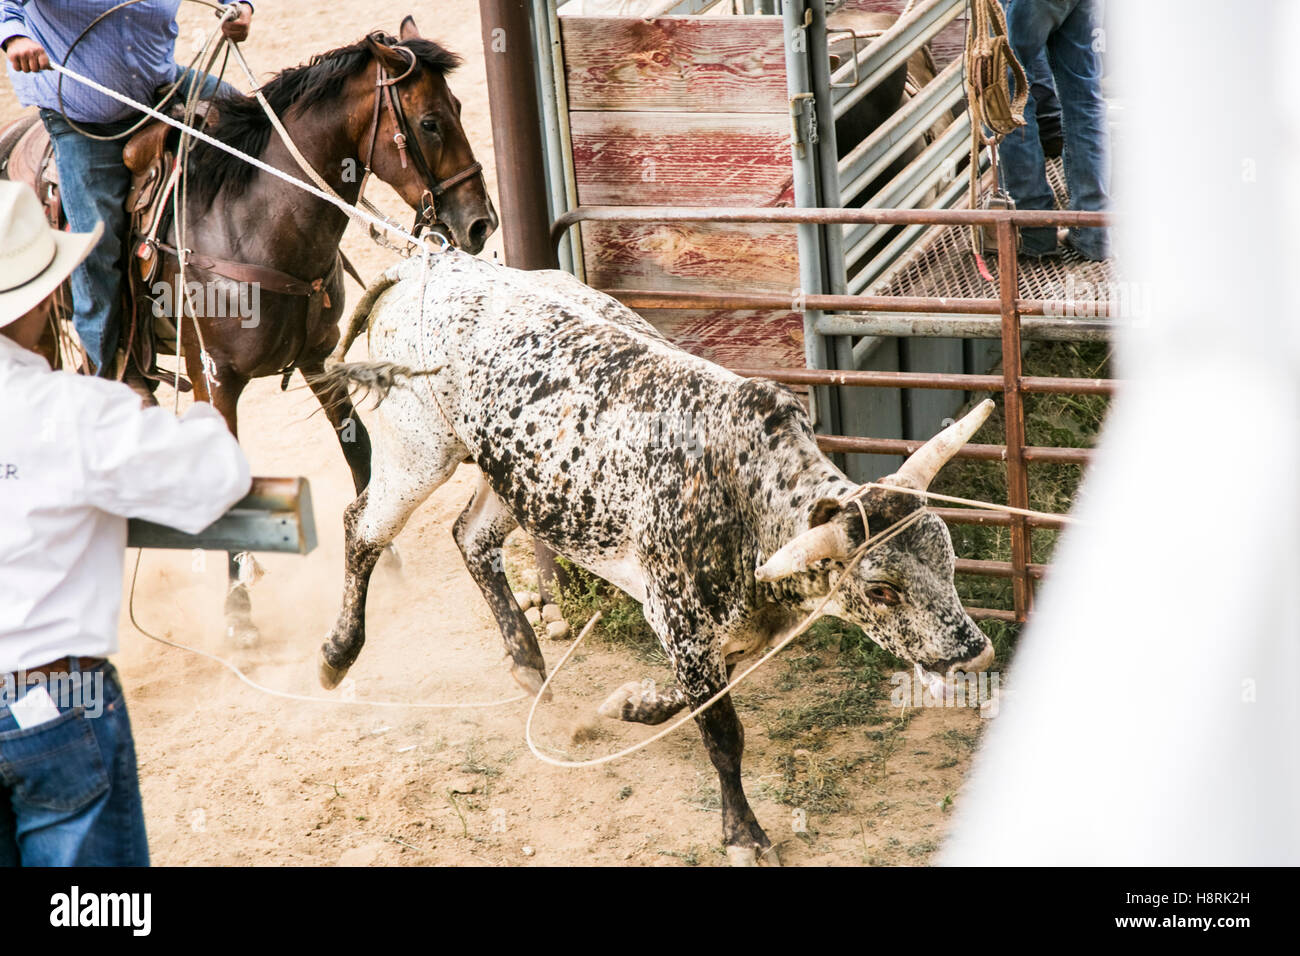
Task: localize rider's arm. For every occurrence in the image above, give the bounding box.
[220,2,255,42]
[1,1,28,52]
[2,3,48,73]
[78,386,252,535]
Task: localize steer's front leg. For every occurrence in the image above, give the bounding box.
[692,684,776,866]
[646,595,777,866]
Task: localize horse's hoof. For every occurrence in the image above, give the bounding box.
[597,680,644,720]
[226,620,259,648]
[319,652,350,690]
[511,664,551,702]
[758,844,782,867]
[726,846,759,867]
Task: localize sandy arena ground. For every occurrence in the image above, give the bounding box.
[1,0,990,866]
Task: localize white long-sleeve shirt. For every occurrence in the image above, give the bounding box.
[0,335,251,672]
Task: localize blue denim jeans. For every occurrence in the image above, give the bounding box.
[39,64,240,375]
[998,0,1110,259]
[0,660,148,866]
[1026,48,1062,147]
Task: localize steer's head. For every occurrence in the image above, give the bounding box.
[755,401,996,692]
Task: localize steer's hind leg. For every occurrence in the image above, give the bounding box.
[598,680,688,725]
[320,429,463,689]
[453,476,549,697]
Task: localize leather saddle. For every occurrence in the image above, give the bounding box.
[0,100,349,391]
[0,103,213,385]
[0,113,60,227]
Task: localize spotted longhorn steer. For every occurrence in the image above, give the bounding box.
[318,252,995,865]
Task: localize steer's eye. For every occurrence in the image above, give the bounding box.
[421,118,440,134]
[865,584,901,606]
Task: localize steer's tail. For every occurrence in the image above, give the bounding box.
[307,361,442,410]
[326,272,401,367]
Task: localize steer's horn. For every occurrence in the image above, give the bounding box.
[755,522,852,582]
[885,399,995,491]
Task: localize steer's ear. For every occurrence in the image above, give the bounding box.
[808,497,841,529]
[756,499,854,582]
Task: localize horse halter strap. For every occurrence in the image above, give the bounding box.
[359,44,483,232]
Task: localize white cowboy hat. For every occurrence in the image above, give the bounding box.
[0,180,103,328]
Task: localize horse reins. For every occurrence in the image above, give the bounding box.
[357,39,484,245]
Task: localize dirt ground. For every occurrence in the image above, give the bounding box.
[1,0,991,866]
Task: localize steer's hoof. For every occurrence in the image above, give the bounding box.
[319,652,350,690]
[726,846,759,867]
[511,664,552,702]
[597,680,644,720]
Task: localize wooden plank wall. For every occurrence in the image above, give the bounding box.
[560,15,805,370]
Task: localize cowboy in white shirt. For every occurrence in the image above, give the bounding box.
[0,180,250,866]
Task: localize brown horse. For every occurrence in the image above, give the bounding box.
[3,17,496,642]
[183,19,495,641]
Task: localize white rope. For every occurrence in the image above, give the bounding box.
[525,508,928,769]
[127,550,527,710]
[853,482,1082,524]
[44,58,446,256]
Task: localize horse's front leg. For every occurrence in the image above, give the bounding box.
[185,347,259,646]
[299,359,372,496]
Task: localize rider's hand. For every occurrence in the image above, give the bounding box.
[4,37,50,73]
[220,3,253,42]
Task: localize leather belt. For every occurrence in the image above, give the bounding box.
[2,656,106,687]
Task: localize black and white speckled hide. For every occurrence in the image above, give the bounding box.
[319,251,991,864]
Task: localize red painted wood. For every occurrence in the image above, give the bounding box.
[580,221,798,294]
[636,308,807,373]
[570,111,794,206]
[560,16,788,113]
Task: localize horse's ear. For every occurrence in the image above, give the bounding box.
[364,31,412,74]
[399,15,419,40]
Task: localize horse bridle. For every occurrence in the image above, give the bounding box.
[359,40,483,242]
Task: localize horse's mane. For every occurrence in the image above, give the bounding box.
[189,35,460,206]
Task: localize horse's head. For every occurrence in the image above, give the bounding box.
[360,18,498,254]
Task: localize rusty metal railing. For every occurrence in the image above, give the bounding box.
[552,205,1115,624]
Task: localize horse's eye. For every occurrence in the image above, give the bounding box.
[865,584,901,606]
[421,118,440,134]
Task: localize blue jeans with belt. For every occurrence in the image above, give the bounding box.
[998,0,1110,260]
[0,659,148,866]
[39,64,240,375]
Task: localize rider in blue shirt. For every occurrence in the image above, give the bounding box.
[1,1,254,378]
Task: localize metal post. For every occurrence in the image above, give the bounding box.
[480,0,568,602]
[996,219,1033,622]
[783,0,838,436]
[480,0,555,272]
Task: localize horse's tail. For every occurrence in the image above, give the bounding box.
[327,271,400,367]
[306,360,443,410]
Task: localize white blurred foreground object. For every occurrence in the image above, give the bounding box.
[943,0,1300,865]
